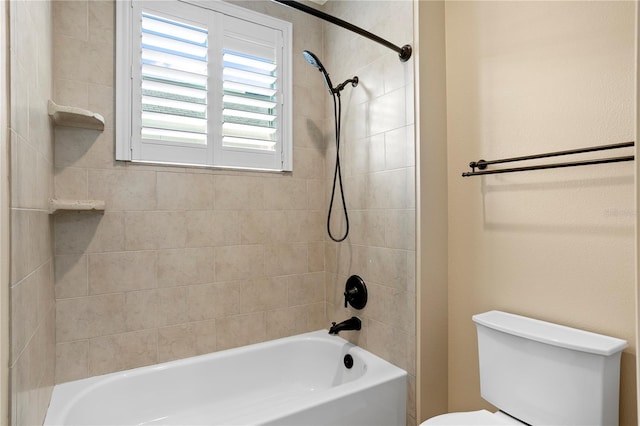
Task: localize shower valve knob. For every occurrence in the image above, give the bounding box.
[343,275,367,310]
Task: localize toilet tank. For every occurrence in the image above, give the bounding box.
[473,311,627,426]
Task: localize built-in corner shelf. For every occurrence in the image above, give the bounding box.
[48,100,105,131]
[49,199,106,215]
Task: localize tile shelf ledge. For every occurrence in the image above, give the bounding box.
[49,199,106,215]
[48,100,105,131]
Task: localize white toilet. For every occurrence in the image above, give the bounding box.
[422,310,627,426]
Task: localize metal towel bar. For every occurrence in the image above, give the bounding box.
[462,141,635,177]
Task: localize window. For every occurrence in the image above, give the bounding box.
[116,0,292,171]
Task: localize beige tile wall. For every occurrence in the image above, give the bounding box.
[52,0,328,383]
[8,0,56,424]
[321,1,416,424]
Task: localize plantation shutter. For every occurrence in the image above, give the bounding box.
[119,0,291,170]
[131,1,216,165]
[217,14,285,170]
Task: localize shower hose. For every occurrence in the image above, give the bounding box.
[327,92,349,242]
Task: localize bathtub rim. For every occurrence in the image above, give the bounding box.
[45,329,407,426]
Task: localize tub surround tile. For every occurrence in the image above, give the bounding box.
[49,5,415,420]
[347,210,386,247]
[124,290,159,331]
[56,293,126,342]
[124,211,186,250]
[53,34,91,83]
[385,126,412,170]
[214,175,264,210]
[157,247,215,287]
[364,246,408,290]
[88,251,157,294]
[14,140,40,208]
[54,127,114,169]
[55,341,88,383]
[185,210,240,247]
[157,320,216,362]
[54,212,125,254]
[30,211,54,271]
[88,169,156,211]
[348,133,386,176]
[291,147,325,180]
[156,172,215,211]
[264,243,308,277]
[214,245,264,282]
[341,174,368,210]
[11,270,40,363]
[216,312,267,351]
[287,272,324,306]
[406,374,416,424]
[306,179,324,211]
[367,319,410,373]
[88,83,114,129]
[264,178,308,210]
[55,167,88,200]
[284,210,324,243]
[10,0,56,422]
[88,0,114,43]
[122,287,190,331]
[87,38,114,87]
[37,262,56,322]
[307,242,324,272]
[157,287,189,326]
[53,1,88,41]
[240,210,282,244]
[265,303,325,340]
[87,330,158,376]
[237,277,289,314]
[12,263,52,333]
[12,304,56,426]
[187,282,239,321]
[9,210,51,285]
[322,2,416,419]
[384,209,415,251]
[10,209,30,285]
[367,168,409,209]
[54,79,89,111]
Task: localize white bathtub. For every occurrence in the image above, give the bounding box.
[45,330,407,425]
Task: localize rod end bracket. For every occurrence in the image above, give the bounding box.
[469,159,487,172]
[399,44,412,62]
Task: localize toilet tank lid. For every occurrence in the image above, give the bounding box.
[472,311,627,356]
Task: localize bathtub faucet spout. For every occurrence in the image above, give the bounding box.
[328,316,361,335]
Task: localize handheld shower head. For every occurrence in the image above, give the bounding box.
[302,50,335,95]
[302,50,323,71]
[302,50,359,243]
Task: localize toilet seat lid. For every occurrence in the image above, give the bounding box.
[420,409,522,425]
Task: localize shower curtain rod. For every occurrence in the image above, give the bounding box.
[271,0,412,62]
[462,141,635,177]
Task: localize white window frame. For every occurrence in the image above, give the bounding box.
[116,0,292,171]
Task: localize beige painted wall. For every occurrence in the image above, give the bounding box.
[445,1,637,424]
[416,0,449,422]
[634,2,640,419]
[8,0,56,424]
[1,1,10,424]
